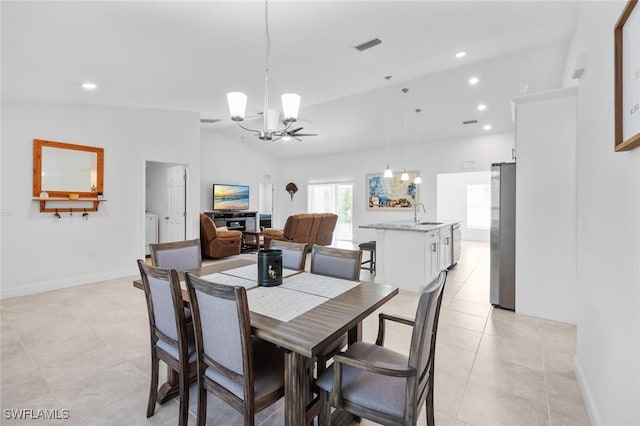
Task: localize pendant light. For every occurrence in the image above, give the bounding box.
[414,108,423,184]
[400,88,409,182]
[383,76,393,178]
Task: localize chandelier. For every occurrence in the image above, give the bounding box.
[226,0,300,141]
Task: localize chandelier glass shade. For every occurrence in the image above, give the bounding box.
[226,0,300,141]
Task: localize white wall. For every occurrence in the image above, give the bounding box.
[199,130,278,214]
[0,101,201,298]
[569,3,640,426]
[513,87,577,324]
[275,132,513,243]
[436,171,491,242]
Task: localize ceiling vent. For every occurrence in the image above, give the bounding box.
[354,38,382,52]
[462,120,478,125]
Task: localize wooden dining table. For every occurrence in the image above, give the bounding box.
[133,257,398,425]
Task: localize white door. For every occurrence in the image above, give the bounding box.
[165,165,186,242]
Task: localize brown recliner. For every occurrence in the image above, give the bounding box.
[263,213,338,250]
[199,214,242,258]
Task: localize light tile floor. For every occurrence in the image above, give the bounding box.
[0,242,588,425]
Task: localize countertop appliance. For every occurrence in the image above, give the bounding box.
[490,162,516,310]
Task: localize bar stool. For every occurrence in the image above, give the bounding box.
[358,241,376,276]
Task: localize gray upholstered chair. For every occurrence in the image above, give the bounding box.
[184,273,285,426]
[309,245,362,281]
[316,270,448,426]
[137,260,196,426]
[268,240,308,270]
[309,245,363,377]
[150,238,202,271]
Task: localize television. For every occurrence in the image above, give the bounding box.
[213,184,250,210]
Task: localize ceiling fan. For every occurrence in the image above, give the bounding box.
[280,126,317,141]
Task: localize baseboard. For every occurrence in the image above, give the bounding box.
[0,267,138,299]
[574,354,603,426]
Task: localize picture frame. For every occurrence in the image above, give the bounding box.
[614,0,640,151]
[366,171,419,210]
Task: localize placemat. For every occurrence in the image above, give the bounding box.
[246,286,327,322]
[220,264,301,281]
[197,272,257,289]
[281,273,359,298]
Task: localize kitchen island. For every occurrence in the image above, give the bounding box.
[360,220,461,292]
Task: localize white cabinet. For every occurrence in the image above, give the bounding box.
[145,213,158,256]
[439,226,452,272]
[425,230,440,284]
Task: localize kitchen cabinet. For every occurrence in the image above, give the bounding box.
[439,226,452,272]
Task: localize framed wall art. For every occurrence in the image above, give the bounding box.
[614,0,640,151]
[366,171,418,210]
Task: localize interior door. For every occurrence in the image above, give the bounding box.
[165,165,186,242]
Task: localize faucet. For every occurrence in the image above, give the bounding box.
[414,202,425,223]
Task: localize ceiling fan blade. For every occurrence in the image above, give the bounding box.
[294,136,303,142]
[293,133,317,137]
[289,127,304,134]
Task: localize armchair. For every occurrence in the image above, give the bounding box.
[199,213,242,258]
[316,270,448,426]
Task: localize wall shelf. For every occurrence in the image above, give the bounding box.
[33,197,107,213]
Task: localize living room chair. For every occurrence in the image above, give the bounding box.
[309,245,362,281]
[184,273,285,426]
[316,270,448,426]
[268,240,307,270]
[150,238,201,271]
[137,260,197,426]
[199,213,243,258]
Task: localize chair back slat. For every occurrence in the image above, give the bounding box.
[147,274,180,340]
[150,239,202,271]
[310,245,362,281]
[185,274,253,378]
[194,287,244,374]
[269,240,307,270]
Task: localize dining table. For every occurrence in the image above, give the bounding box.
[133,257,399,425]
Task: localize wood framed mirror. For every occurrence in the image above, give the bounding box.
[33,139,104,198]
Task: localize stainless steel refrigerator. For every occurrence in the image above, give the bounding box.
[490,162,516,310]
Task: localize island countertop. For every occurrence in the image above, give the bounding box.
[359,220,460,232]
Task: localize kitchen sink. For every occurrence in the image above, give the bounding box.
[419,222,443,225]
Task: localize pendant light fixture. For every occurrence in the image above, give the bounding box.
[383,76,393,178]
[226,0,301,141]
[414,108,423,184]
[400,88,409,182]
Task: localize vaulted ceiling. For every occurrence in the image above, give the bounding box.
[2,1,578,158]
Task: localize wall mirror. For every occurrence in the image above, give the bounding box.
[33,139,104,198]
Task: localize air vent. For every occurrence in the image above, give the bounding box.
[462,120,478,125]
[200,118,221,124]
[354,38,382,52]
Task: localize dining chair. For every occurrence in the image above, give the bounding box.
[268,240,308,270]
[316,270,448,426]
[309,245,364,377]
[150,238,202,271]
[137,260,197,426]
[184,273,285,426]
[309,245,362,281]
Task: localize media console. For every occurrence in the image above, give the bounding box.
[204,211,258,231]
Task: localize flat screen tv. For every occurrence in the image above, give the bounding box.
[213,184,250,210]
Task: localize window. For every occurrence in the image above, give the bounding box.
[308,183,353,241]
[467,184,490,229]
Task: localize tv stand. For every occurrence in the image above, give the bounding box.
[204,211,258,231]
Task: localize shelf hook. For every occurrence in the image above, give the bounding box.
[82,209,89,220]
[54,209,61,219]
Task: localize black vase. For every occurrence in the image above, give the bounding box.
[257,249,283,287]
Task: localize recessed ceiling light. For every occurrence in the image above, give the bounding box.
[455,50,467,58]
[82,82,97,90]
[468,77,479,85]
[477,104,487,111]
[483,124,492,131]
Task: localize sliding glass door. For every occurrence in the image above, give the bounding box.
[307,183,353,241]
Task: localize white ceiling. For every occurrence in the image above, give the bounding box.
[1,1,578,159]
